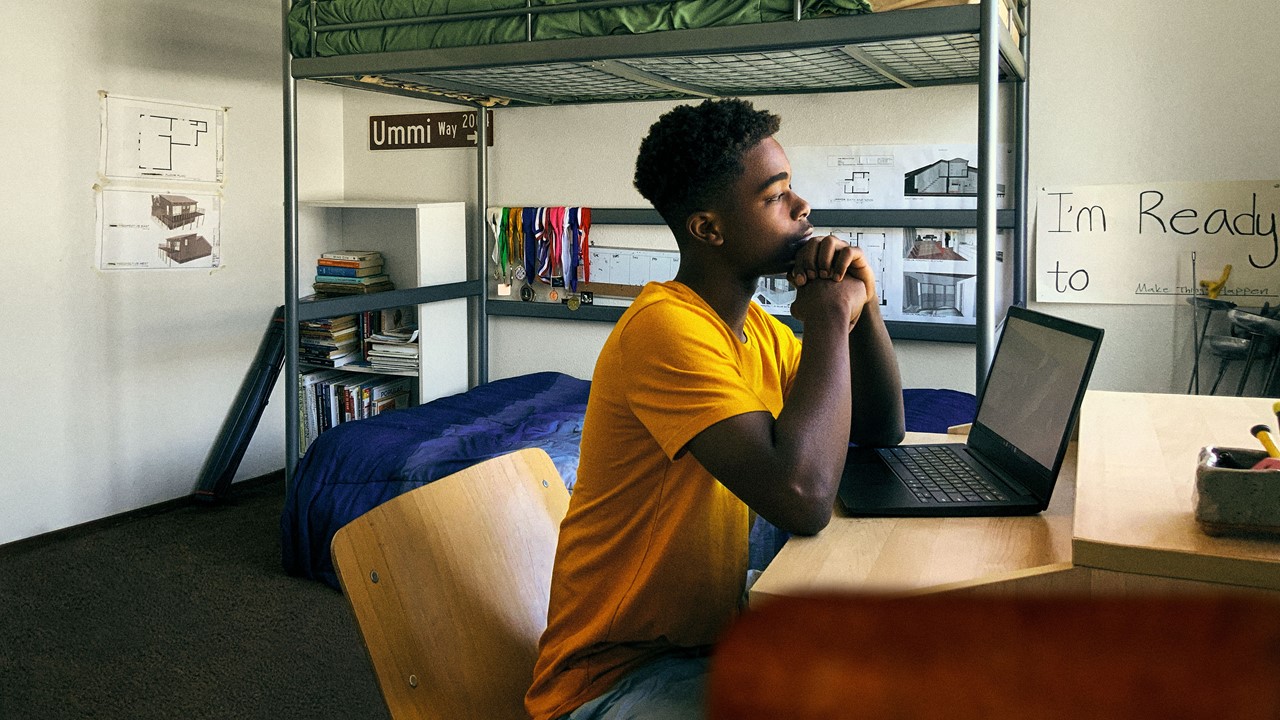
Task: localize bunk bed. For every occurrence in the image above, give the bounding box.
[279,0,1029,576]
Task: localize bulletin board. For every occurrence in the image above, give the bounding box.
[1035,181,1280,305]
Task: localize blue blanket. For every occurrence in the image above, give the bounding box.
[282,372,590,588]
[282,372,976,588]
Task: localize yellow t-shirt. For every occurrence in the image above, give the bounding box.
[525,281,803,720]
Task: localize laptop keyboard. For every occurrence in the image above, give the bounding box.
[887,446,1008,504]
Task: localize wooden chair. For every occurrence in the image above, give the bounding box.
[709,593,1280,720]
[331,448,570,720]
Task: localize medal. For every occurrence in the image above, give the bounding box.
[566,295,581,311]
[520,284,534,302]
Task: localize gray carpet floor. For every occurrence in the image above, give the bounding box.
[0,478,389,720]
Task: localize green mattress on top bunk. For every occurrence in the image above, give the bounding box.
[288,0,875,59]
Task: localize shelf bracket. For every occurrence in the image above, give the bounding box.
[837,45,915,89]
[383,73,553,106]
[587,60,719,98]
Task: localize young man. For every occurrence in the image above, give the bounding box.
[525,98,905,720]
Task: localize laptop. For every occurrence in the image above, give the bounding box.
[838,306,1104,517]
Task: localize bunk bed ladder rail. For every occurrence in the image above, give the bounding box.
[285,0,302,476]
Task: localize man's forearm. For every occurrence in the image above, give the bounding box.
[848,302,905,447]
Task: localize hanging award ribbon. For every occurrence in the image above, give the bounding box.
[579,207,592,283]
[550,206,564,279]
[521,206,537,283]
[506,206,520,279]
[534,207,552,285]
[568,206,591,291]
[489,206,507,278]
[551,206,570,301]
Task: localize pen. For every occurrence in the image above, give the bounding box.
[1250,424,1280,459]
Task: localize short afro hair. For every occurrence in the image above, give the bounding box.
[633,98,781,229]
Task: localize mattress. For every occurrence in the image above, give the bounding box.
[288,0,873,59]
[281,371,591,588]
[281,370,977,588]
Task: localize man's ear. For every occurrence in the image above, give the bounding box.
[686,210,724,248]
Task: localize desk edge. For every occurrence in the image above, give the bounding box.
[1073,539,1280,592]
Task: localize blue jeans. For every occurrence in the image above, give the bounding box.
[563,654,709,720]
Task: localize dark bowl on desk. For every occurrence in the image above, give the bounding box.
[1194,446,1280,538]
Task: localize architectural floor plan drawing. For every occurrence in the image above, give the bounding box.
[97,94,226,271]
[138,114,208,175]
[100,94,225,184]
[789,143,1009,211]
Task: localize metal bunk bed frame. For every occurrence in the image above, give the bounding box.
[281,0,1030,477]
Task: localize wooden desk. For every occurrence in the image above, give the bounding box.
[748,431,1078,605]
[1073,391,1280,592]
[751,392,1280,606]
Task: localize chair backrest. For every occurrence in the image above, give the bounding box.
[332,448,570,720]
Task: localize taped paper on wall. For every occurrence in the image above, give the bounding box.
[100,93,226,184]
[788,143,1011,210]
[1035,181,1280,304]
[97,187,221,270]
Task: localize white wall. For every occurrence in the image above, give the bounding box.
[1029,0,1280,393]
[0,1,342,545]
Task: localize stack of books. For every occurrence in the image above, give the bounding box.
[298,314,361,367]
[298,369,414,452]
[313,250,394,295]
[365,325,420,373]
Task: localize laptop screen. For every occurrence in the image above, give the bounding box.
[974,308,1102,471]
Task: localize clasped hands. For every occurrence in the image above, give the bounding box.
[787,234,877,329]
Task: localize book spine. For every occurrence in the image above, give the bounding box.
[321,381,334,431]
[322,251,381,262]
[361,312,372,361]
[304,378,319,449]
[313,274,388,285]
[298,373,309,455]
[316,258,376,269]
[315,265,382,277]
[311,281,394,295]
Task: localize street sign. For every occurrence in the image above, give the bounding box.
[369,110,494,150]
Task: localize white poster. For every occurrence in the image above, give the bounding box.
[787,144,1011,210]
[100,93,226,184]
[756,226,980,326]
[1035,181,1280,305]
[97,187,221,270]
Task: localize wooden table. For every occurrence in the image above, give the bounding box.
[750,391,1280,605]
[1073,391,1280,593]
[748,431,1079,605]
